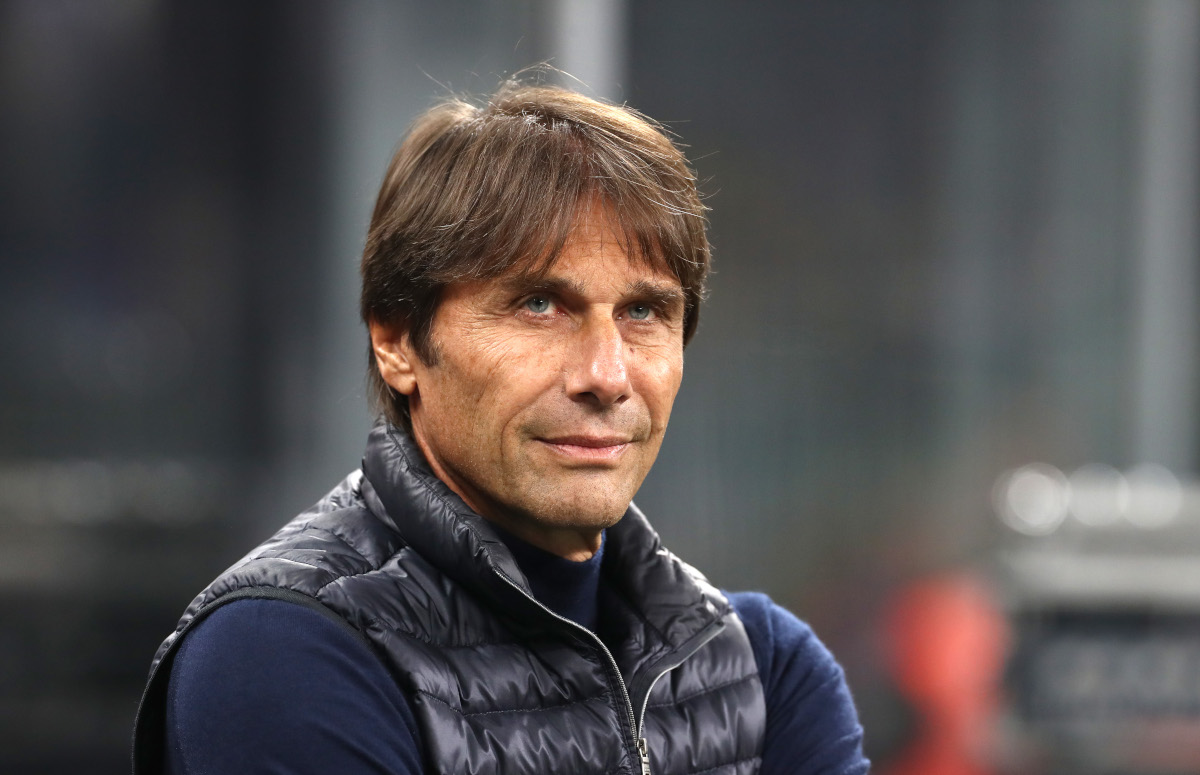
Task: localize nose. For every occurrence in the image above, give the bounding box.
[566,315,631,407]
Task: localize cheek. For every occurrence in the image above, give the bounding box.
[441,338,563,424]
[633,347,684,422]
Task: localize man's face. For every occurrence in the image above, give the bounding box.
[375,205,685,557]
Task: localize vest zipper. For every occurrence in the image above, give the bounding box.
[632,620,725,774]
[494,570,726,775]
[495,573,644,767]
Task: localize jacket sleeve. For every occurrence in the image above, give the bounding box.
[726,591,870,775]
[164,598,424,775]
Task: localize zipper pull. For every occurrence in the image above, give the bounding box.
[637,737,651,775]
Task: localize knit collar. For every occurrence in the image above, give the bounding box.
[490,523,605,632]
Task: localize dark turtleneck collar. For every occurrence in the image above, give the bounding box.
[488,522,605,633]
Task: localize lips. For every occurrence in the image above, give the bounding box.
[537,434,633,463]
[543,434,632,447]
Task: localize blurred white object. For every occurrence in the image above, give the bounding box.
[1124,463,1183,528]
[994,463,1070,535]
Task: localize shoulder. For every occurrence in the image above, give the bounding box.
[236,473,405,582]
[189,474,409,614]
[726,591,829,683]
[725,591,870,775]
[166,598,423,774]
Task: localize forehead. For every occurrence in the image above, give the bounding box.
[504,202,683,291]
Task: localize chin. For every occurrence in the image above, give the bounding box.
[520,486,633,529]
[500,464,646,529]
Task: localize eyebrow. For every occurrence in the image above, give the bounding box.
[626,280,685,312]
[499,275,588,299]
[494,272,686,316]
[499,275,684,310]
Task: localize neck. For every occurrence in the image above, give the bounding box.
[479,516,602,562]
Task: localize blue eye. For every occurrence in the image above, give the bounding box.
[628,304,653,320]
[524,296,552,314]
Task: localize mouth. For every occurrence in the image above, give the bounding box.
[536,434,633,463]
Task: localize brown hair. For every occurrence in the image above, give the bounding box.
[360,80,711,428]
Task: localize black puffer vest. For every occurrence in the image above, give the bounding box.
[134,425,766,774]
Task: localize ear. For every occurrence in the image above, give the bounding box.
[369,319,419,396]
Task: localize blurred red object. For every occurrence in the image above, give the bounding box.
[878,573,1009,775]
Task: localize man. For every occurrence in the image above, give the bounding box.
[133,82,868,775]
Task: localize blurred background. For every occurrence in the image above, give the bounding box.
[2,1,1199,772]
